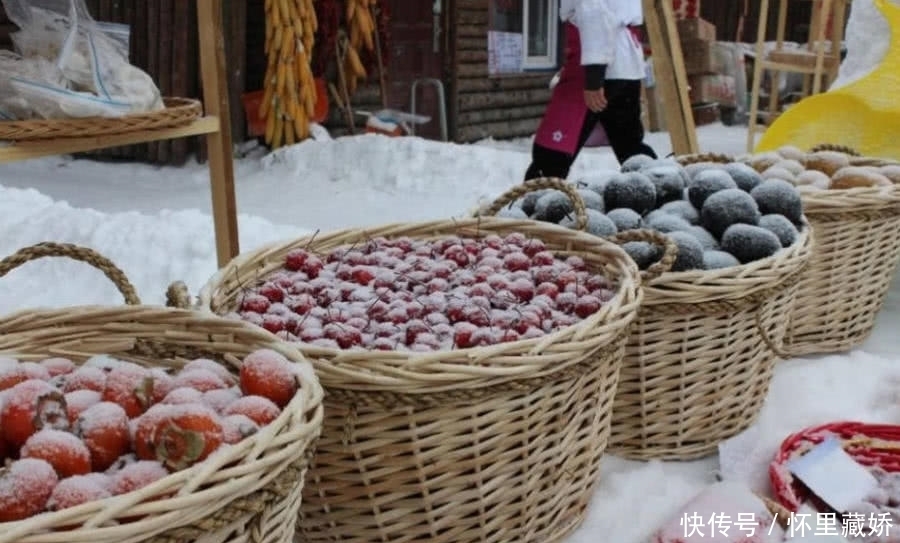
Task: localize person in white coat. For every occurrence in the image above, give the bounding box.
[524,0,657,180]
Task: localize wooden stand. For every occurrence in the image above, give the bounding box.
[642,0,698,155]
[0,0,240,268]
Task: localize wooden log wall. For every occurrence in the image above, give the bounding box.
[0,1,248,166]
[452,0,553,143]
[701,0,814,43]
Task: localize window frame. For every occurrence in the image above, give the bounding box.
[521,0,559,70]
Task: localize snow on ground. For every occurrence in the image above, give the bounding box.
[1,123,898,542]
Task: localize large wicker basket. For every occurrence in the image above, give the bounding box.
[770,421,900,512]
[195,215,648,543]
[480,177,813,461]
[692,147,900,356]
[0,243,324,543]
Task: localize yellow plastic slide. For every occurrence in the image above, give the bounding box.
[755,0,900,159]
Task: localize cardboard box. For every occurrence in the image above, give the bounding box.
[681,39,722,75]
[677,18,716,42]
[687,74,736,107]
[672,0,700,19]
[692,102,720,126]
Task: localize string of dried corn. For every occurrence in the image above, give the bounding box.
[260,0,318,148]
[342,0,377,96]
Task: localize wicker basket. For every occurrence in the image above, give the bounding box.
[195,214,647,543]
[0,97,202,141]
[691,147,900,356]
[481,176,814,461]
[0,243,324,543]
[770,421,900,512]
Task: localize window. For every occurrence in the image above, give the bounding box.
[488,0,559,74]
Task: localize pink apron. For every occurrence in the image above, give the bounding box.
[534,23,644,153]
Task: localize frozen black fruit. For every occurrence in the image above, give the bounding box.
[723,162,764,192]
[577,189,605,212]
[578,174,613,196]
[688,225,719,250]
[643,165,687,205]
[703,250,741,270]
[620,154,657,173]
[622,241,663,270]
[750,179,804,225]
[519,189,550,216]
[607,208,643,231]
[684,162,726,180]
[646,212,692,234]
[659,200,700,225]
[561,209,618,237]
[533,190,574,223]
[700,188,762,239]
[603,172,657,215]
[721,224,783,264]
[687,169,738,210]
[668,231,705,272]
[759,214,799,248]
[496,206,529,219]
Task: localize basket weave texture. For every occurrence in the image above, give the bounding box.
[198,216,645,543]
[481,175,813,461]
[692,147,900,356]
[770,421,900,512]
[0,97,202,141]
[0,243,324,543]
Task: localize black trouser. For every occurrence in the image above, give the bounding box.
[524,79,657,181]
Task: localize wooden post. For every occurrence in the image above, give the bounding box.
[196,0,240,267]
[642,0,698,155]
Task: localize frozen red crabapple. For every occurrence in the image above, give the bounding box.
[231,235,618,351]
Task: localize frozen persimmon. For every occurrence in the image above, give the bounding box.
[65,389,102,424]
[221,414,260,444]
[40,357,76,377]
[181,358,236,386]
[1,379,69,449]
[47,473,113,511]
[133,403,224,471]
[110,460,169,496]
[102,366,155,418]
[21,429,93,478]
[173,369,228,393]
[75,402,131,472]
[222,395,281,426]
[0,458,59,522]
[239,349,299,408]
[59,366,107,393]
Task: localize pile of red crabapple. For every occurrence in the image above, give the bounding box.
[231,233,619,352]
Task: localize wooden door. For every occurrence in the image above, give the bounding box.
[386,0,446,140]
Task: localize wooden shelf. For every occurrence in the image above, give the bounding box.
[0,0,239,268]
[0,117,220,163]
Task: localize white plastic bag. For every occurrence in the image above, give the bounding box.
[1,0,164,119]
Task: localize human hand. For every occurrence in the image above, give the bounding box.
[584,88,607,112]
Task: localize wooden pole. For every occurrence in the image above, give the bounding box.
[642,0,698,155]
[196,0,240,267]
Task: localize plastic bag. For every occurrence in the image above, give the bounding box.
[0,50,68,119]
[0,0,164,119]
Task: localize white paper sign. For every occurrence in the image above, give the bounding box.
[787,436,880,513]
[488,31,524,75]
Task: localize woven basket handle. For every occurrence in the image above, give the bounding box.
[675,152,735,166]
[477,177,588,231]
[607,229,678,282]
[0,242,141,305]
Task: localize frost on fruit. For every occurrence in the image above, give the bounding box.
[496,205,528,219]
[603,172,657,215]
[533,190,575,223]
[722,162,764,192]
[687,169,738,210]
[47,473,112,511]
[750,179,804,225]
[702,250,741,270]
[576,173,613,196]
[518,188,549,216]
[619,153,656,173]
[576,188,605,212]
[560,208,617,237]
[606,208,643,231]
[687,225,719,250]
[721,224,783,264]
[658,199,699,225]
[641,165,687,205]
[622,241,662,270]
[700,188,762,239]
[0,458,58,522]
[667,231,704,272]
[645,212,691,234]
[683,161,726,180]
[759,214,799,248]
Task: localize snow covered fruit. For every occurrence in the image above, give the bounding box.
[721,224,783,264]
[700,188,762,239]
[231,235,619,352]
[0,351,304,522]
[687,169,738,210]
[750,179,804,225]
[603,172,657,215]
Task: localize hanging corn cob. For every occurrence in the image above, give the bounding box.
[342,0,377,96]
[260,0,318,148]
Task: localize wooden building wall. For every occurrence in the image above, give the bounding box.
[701,0,815,43]
[451,0,554,143]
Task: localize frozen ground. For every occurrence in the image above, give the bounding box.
[0,3,896,539]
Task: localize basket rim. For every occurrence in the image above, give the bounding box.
[0,305,324,541]
[198,217,644,393]
[640,223,813,304]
